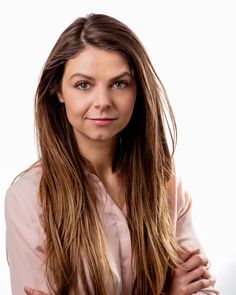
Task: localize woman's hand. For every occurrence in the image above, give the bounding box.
[168,248,215,295]
[24,287,49,295]
[23,249,215,295]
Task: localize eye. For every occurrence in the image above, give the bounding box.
[113,80,128,89]
[74,81,90,90]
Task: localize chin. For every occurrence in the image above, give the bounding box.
[89,133,118,142]
[75,129,119,143]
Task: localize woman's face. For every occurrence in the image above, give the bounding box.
[58,46,137,146]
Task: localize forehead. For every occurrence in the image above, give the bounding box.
[63,46,131,79]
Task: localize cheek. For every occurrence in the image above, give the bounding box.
[121,98,136,118]
[63,98,88,118]
[61,86,91,116]
[123,87,136,116]
[62,101,87,129]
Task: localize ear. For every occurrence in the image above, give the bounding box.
[57,92,64,103]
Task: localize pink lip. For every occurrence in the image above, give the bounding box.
[88,118,116,126]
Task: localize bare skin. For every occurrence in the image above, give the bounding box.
[58,46,136,210]
[24,287,47,295]
[168,248,216,295]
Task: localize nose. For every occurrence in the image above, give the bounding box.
[94,86,112,110]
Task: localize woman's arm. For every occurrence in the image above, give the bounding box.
[5,168,50,295]
[169,175,219,294]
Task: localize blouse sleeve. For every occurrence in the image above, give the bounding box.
[170,175,219,295]
[5,170,50,295]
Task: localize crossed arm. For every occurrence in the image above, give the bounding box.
[24,247,216,295]
[5,170,219,295]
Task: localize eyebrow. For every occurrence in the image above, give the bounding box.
[69,71,133,82]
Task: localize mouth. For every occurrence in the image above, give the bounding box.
[89,118,116,120]
[87,118,117,126]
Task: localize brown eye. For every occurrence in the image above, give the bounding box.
[75,82,90,90]
[113,81,128,89]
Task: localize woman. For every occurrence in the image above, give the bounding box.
[5,13,219,295]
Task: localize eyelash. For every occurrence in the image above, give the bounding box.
[113,81,128,88]
[74,81,90,90]
[74,80,129,90]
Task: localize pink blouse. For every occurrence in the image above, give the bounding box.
[5,166,219,294]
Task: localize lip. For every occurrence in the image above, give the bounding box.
[88,118,117,126]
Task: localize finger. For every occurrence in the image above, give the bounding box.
[24,287,34,295]
[187,278,215,294]
[208,275,216,286]
[185,266,211,284]
[182,253,208,271]
[178,247,201,262]
[24,287,48,295]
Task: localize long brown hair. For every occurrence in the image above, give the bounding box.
[35,13,179,294]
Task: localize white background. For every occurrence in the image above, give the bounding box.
[0,1,235,294]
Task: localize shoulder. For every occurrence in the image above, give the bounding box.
[5,165,43,219]
[5,165,47,279]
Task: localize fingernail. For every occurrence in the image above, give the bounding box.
[24,287,33,294]
[209,278,216,285]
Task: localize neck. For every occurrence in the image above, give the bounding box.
[77,136,118,177]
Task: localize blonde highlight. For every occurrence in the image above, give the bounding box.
[33,13,181,294]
